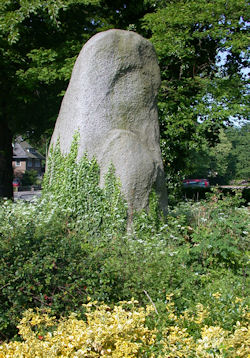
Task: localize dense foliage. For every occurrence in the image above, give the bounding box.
[0,297,249,357]
[0,142,249,351]
[187,122,250,184]
[226,123,250,181]
[142,0,249,183]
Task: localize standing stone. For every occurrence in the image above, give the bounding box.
[49,29,167,214]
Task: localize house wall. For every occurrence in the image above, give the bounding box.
[12,160,26,177]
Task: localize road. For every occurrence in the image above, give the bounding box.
[219,185,250,189]
[14,190,42,201]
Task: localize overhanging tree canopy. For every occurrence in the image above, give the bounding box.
[0,0,149,197]
[142,0,249,182]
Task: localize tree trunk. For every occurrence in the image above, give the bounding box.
[0,119,13,199]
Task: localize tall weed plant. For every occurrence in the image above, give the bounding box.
[43,134,128,237]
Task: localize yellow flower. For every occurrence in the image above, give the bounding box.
[166,293,174,301]
[195,303,209,325]
[212,292,221,299]
[235,297,243,304]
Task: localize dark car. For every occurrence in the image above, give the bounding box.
[183,179,210,188]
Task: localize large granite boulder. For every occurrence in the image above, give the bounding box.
[49,29,167,214]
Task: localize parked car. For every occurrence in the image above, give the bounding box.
[12,178,21,187]
[183,179,210,188]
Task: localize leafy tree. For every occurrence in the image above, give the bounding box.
[0,0,150,198]
[142,0,249,184]
[188,129,233,184]
[186,123,250,184]
[0,0,99,197]
[226,123,250,180]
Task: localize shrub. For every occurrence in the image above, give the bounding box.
[21,169,39,186]
[0,137,128,339]
[0,138,249,341]
[0,296,249,357]
[0,300,156,357]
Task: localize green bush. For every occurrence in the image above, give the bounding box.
[21,169,39,186]
[0,138,249,341]
[1,297,249,357]
[0,137,128,339]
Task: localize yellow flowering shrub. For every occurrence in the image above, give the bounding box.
[196,324,250,358]
[0,295,249,357]
[0,299,156,358]
[159,294,250,358]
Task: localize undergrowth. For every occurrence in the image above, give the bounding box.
[0,136,249,356]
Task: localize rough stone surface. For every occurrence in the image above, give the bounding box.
[49,29,167,213]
